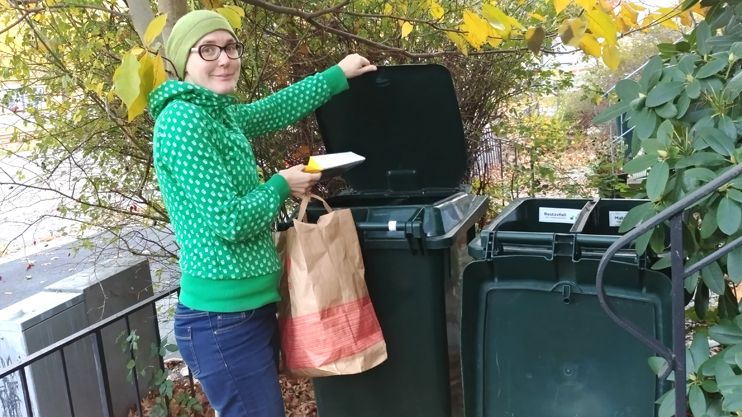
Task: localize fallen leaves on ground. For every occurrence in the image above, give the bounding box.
[280,375,317,417]
[128,359,317,417]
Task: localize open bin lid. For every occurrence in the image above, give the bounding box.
[315,64,467,193]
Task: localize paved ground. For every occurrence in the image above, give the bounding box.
[0,228,180,309]
[0,241,93,309]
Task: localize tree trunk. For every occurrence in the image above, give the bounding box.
[126,0,155,45]
[158,0,188,47]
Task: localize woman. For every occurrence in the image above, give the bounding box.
[148,9,376,417]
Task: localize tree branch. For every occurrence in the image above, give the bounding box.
[125,0,156,45]
[620,3,686,39]
[0,178,166,222]
[241,0,525,58]
[50,4,128,18]
[157,0,187,47]
[340,10,460,33]
[242,0,349,19]
[0,9,33,35]
[0,2,128,36]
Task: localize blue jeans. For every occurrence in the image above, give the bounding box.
[174,302,284,417]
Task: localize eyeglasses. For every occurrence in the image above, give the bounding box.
[190,42,245,61]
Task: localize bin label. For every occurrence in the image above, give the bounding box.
[609,211,628,227]
[538,207,581,224]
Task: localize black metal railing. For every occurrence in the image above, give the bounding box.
[596,162,742,416]
[0,286,188,417]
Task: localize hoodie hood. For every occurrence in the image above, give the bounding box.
[148,80,236,119]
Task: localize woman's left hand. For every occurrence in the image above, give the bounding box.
[278,164,321,200]
[338,54,377,79]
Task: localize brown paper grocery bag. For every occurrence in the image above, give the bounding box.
[277,194,387,377]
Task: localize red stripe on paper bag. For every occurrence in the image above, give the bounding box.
[280,297,384,370]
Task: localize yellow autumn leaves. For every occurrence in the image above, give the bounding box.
[214,5,245,29]
[395,0,701,70]
[554,0,622,69]
[441,3,524,55]
[113,49,168,121]
[553,0,702,69]
[579,1,699,68]
[399,0,442,39]
[113,14,169,121]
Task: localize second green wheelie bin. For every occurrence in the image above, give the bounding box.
[462,197,671,417]
[303,64,488,417]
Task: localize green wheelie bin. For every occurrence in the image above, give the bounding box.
[304,64,488,417]
[462,197,671,417]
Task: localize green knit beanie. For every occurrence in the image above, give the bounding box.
[166,10,237,80]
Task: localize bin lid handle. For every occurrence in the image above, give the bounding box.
[569,197,599,233]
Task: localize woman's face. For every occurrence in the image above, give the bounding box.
[184,30,241,95]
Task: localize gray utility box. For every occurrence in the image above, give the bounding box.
[0,256,158,417]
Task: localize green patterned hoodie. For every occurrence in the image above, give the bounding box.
[149,66,348,312]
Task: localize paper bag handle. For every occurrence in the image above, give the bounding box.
[297,193,333,222]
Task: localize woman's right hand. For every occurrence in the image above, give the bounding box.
[278,165,321,199]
